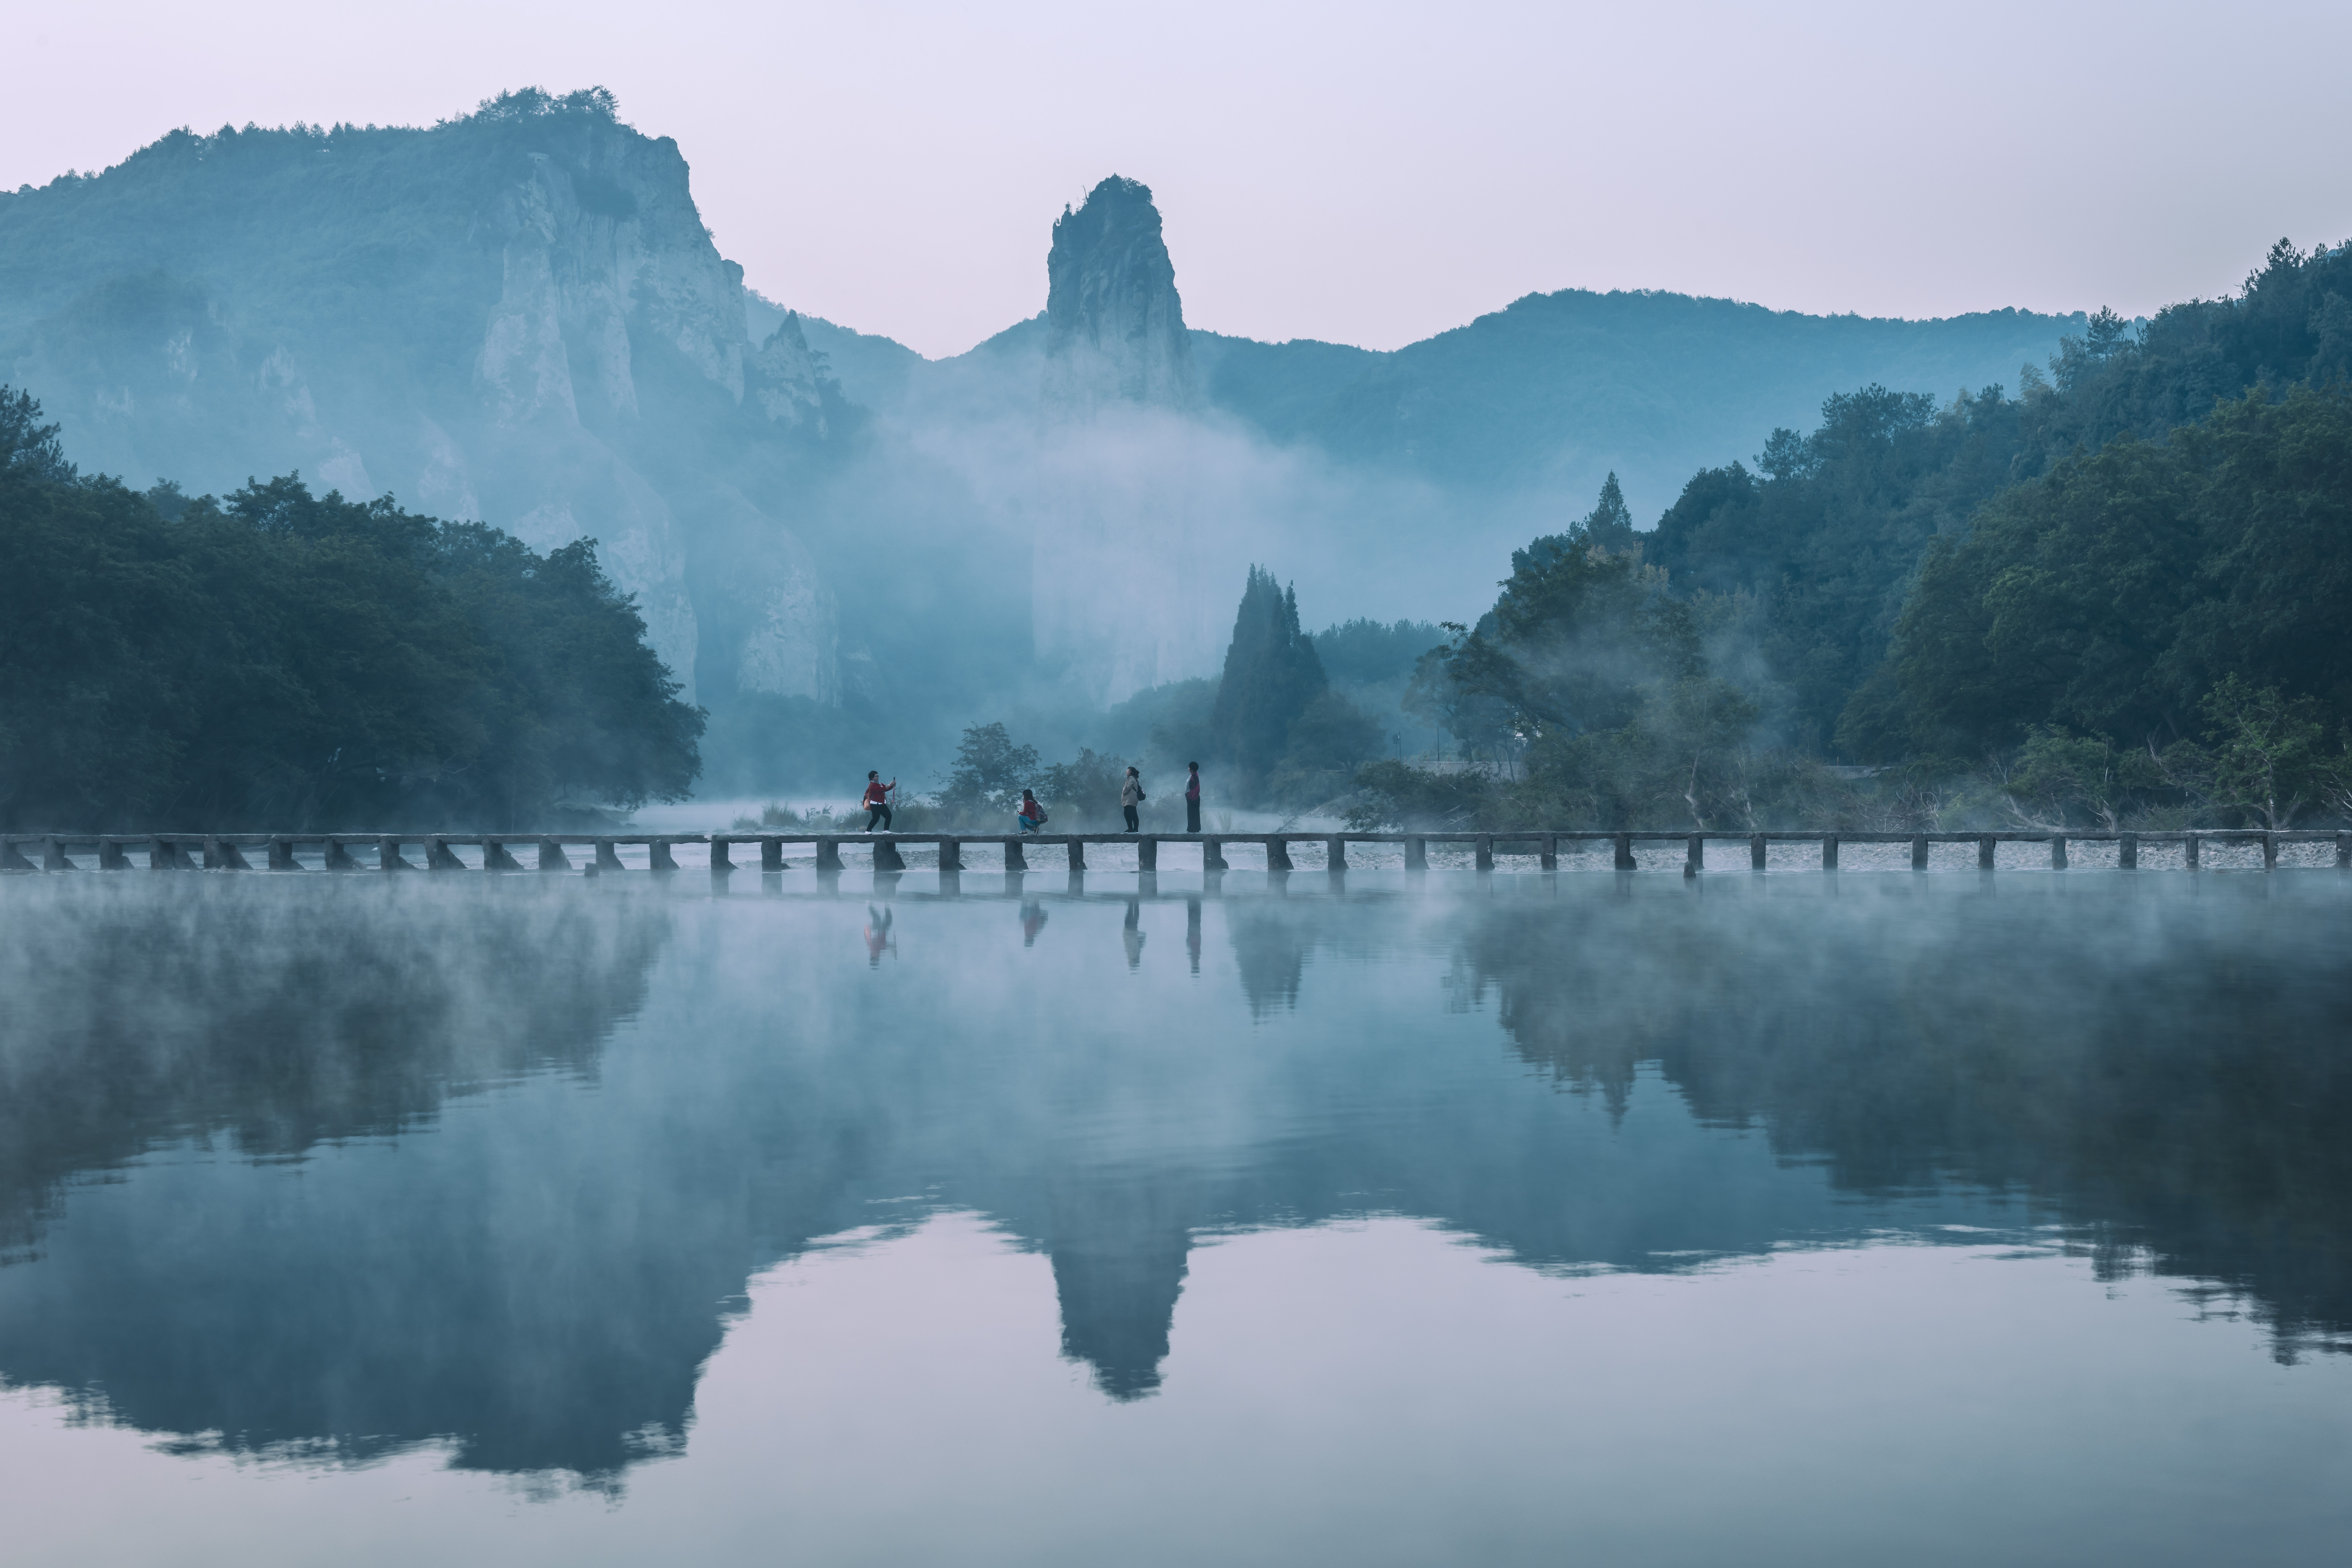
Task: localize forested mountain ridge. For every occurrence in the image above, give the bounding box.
[1356,240,2352,834]
[0,88,856,713]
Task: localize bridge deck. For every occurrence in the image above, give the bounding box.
[2,828,2347,873]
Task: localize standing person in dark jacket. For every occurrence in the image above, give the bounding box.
[1185,762,1201,833]
[861,771,896,832]
[1120,767,1146,833]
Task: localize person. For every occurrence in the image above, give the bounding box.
[1017,789,1046,833]
[1120,767,1145,833]
[1185,762,1201,833]
[861,770,896,832]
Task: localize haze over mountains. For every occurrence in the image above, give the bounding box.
[0,88,2081,785]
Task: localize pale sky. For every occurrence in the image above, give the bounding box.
[8,1,2349,358]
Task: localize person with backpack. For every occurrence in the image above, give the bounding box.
[861,771,896,832]
[1017,789,1046,833]
[1121,767,1146,833]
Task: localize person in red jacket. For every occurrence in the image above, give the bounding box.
[861,771,896,832]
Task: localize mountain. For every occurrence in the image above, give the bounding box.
[0,88,854,708]
[2,89,2084,788]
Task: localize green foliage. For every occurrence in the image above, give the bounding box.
[1887,385,2352,764]
[939,722,1041,817]
[1269,691,1384,806]
[0,391,700,829]
[1040,748,1129,828]
[1207,566,1327,798]
[1309,618,1444,687]
[2162,677,2342,830]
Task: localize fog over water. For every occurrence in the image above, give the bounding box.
[1,868,2348,1564]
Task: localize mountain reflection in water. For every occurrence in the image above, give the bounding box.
[0,871,2345,1498]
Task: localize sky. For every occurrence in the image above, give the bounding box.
[7,0,2350,359]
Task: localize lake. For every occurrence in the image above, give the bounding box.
[1,866,2347,1565]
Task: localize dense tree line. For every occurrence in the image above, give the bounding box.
[0,389,702,830]
[1355,240,2352,831]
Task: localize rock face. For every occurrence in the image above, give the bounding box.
[0,90,848,708]
[1041,177,1200,416]
[1034,177,1222,704]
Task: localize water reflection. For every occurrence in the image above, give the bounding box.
[0,871,2345,1500]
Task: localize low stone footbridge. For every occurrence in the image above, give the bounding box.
[4,828,2347,874]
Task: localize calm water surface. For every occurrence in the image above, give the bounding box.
[0,868,2347,1566]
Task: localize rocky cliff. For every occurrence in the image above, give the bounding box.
[0,88,849,707]
[1041,176,1200,416]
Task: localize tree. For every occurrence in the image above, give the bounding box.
[940,722,1042,819]
[1208,567,1326,795]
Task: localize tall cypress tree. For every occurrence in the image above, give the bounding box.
[1209,566,1327,789]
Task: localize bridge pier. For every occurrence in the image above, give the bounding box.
[1268,837,1294,871]
[426,837,466,871]
[1066,838,1085,872]
[538,838,570,872]
[104,838,135,871]
[1979,835,1996,869]
[708,838,735,872]
[649,839,680,872]
[1687,834,1705,875]
[266,838,296,871]
[1475,835,1494,872]
[594,840,624,873]
[380,837,416,872]
[1540,834,1557,871]
[1327,836,1347,870]
[1203,837,1228,872]
[2185,833,2200,869]
[0,840,35,872]
[2263,831,2278,870]
[2050,836,2068,870]
[1136,837,1156,872]
[939,837,964,872]
[1004,838,1027,871]
[1822,835,1839,871]
[816,840,843,873]
[760,838,782,872]
[1751,834,1768,871]
[2339,831,2350,869]
[1910,835,1929,870]
[43,837,73,872]
[1404,836,1426,870]
[1614,833,1635,871]
[2119,832,2138,870]
[325,838,360,871]
[484,840,526,872]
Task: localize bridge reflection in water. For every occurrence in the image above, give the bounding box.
[0,871,2345,1498]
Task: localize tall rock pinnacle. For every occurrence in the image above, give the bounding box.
[1041,177,1200,414]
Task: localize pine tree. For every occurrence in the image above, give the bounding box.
[1208,566,1327,791]
[1582,472,1637,552]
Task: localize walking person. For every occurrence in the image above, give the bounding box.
[1121,767,1146,833]
[1185,762,1201,833]
[861,770,896,832]
[1017,789,1046,833]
